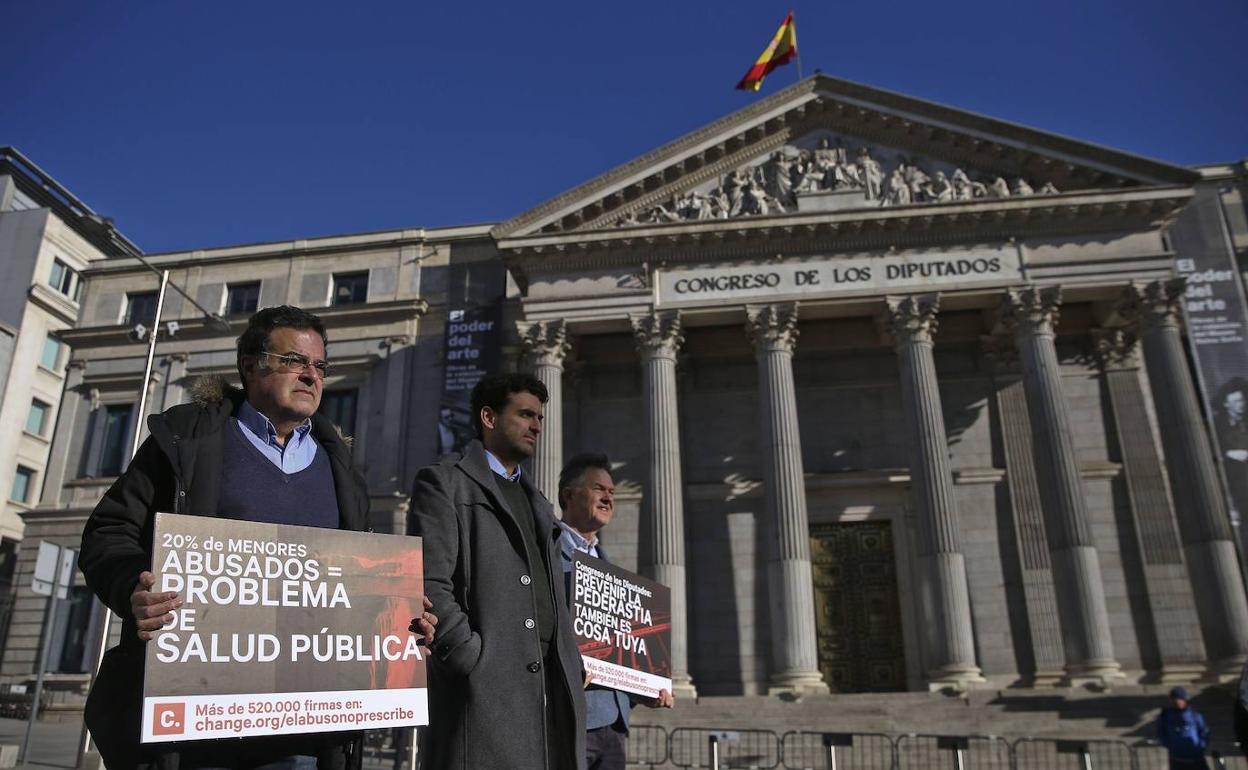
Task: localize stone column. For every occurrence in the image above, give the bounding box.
[745,303,827,695]
[1123,279,1248,674]
[1002,286,1122,684]
[134,370,163,450]
[630,310,696,697]
[983,336,1067,686]
[159,352,190,411]
[1091,328,1206,681]
[38,360,87,507]
[885,294,984,689]
[518,320,570,503]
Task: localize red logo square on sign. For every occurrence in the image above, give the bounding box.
[152,703,186,736]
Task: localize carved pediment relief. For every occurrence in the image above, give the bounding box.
[493,75,1198,242]
[615,131,1060,227]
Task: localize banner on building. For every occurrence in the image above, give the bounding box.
[437,303,502,456]
[141,513,427,743]
[572,552,672,699]
[1172,191,1248,527]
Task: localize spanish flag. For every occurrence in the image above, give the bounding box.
[735,12,798,92]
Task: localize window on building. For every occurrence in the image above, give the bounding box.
[51,586,95,673]
[98,404,133,477]
[40,333,63,371]
[125,291,159,326]
[26,399,50,435]
[319,389,357,437]
[48,258,79,298]
[226,282,261,315]
[10,466,35,504]
[332,272,369,306]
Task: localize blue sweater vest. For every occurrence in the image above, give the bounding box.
[217,418,341,529]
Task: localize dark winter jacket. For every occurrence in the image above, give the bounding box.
[409,440,587,770]
[1157,705,1210,761]
[78,380,370,770]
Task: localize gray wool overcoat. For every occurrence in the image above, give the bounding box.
[409,440,587,770]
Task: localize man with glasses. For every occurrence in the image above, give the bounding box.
[79,305,436,770]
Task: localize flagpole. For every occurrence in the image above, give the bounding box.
[793,10,802,80]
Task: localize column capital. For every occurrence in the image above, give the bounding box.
[1121,278,1185,333]
[1090,328,1140,370]
[630,310,683,358]
[745,303,800,353]
[68,358,88,371]
[980,334,1020,373]
[517,319,571,369]
[884,293,941,346]
[1002,285,1063,338]
[165,352,190,364]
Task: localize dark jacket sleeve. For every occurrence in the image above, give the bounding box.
[409,464,480,679]
[78,435,174,619]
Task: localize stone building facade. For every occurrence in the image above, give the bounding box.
[0,149,142,663]
[493,76,1248,695]
[4,76,1248,699]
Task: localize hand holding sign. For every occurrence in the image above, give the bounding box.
[132,571,183,641]
[407,596,437,645]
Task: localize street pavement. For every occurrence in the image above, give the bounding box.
[0,718,407,770]
[0,715,82,769]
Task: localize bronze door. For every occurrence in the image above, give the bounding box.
[809,521,906,692]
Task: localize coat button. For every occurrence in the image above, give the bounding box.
[520,575,531,585]
[524,618,536,629]
[527,661,541,673]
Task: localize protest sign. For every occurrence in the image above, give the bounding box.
[141,513,427,743]
[572,552,672,698]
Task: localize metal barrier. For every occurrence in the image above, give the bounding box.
[360,727,417,770]
[351,720,1241,770]
[628,724,670,767]
[896,734,1012,770]
[1136,744,1248,770]
[669,727,782,769]
[1212,749,1248,770]
[1012,737,1134,770]
[781,730,896,770]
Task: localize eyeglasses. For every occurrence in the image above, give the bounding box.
[259,351,330,378]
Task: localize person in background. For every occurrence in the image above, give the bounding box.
[1157,686,1211,769]
[555,453,674,770]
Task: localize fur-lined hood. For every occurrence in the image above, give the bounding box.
[188,374,238,406]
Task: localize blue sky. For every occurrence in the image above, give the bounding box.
[3,0,1246,254]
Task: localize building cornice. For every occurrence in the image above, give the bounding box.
[58,298,429,349]
[501,186,1192,282]
[27,283,82,326]
[1,146,143,257]
[84,226,494,276]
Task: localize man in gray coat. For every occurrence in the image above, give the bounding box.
[410,372,586,770]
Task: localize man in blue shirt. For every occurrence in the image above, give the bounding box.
[1156,686,1210,769]
[556,453,674,770]
[80,306,436,770]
